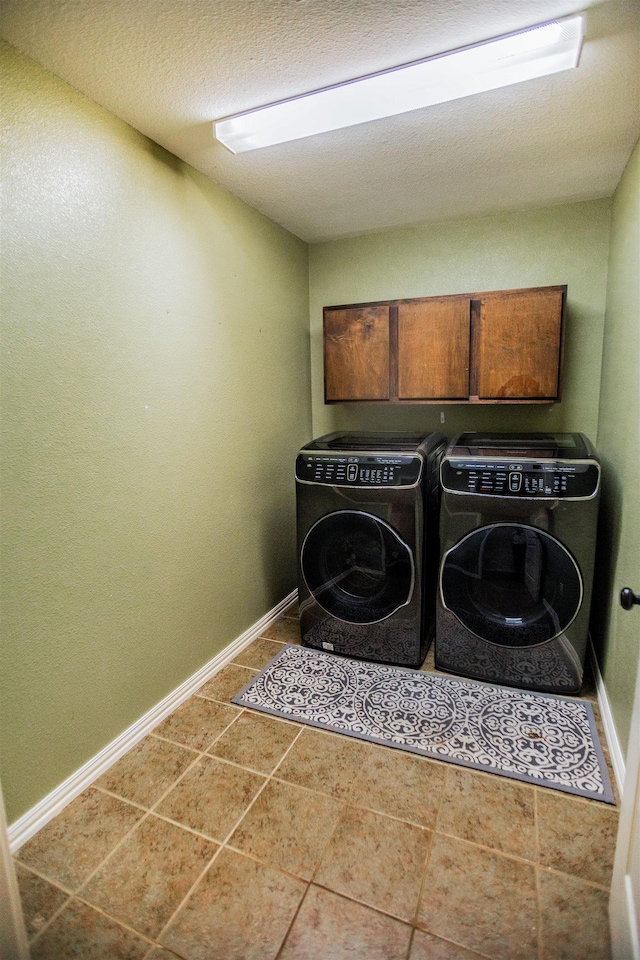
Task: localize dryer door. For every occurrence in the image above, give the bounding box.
[441,523,583,647]
[301,510,414,624]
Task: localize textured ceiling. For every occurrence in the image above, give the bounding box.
[1,0,639,241]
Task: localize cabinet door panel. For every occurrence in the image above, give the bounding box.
[397,298,470,399]
[476,289,564,399]
[324,306,390,401]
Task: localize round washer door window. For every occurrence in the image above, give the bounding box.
[301,510,414,624]
[440,523,582,647]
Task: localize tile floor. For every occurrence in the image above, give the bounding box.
[15,607,619,960]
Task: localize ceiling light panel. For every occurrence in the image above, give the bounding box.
[214,15,584,153]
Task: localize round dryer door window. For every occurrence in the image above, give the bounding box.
[440,523,583,647]
[301,510,414,624]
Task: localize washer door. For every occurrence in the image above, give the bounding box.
[301,510,415,624]
[440,523,582,647]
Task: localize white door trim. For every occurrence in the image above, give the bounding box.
[0,778,29,960]
[610,651,640,960]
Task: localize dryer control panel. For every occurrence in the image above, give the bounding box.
[296,453,422,487]
[441,458,600,499]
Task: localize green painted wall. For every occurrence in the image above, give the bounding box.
[0,42,311,823]
[309,200,611,439]
[593,137,640,755]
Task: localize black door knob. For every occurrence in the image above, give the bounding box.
[620,587,640,610]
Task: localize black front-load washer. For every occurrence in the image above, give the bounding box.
[436,432,601,693]
[296,431,446,667]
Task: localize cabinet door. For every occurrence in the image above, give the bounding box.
[474,287,564,399]
[324,305,390,401]
[397,297,470,399]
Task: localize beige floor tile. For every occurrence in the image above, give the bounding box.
[416,833,538,960]
[589,707,619,800]
[580,664,598,702]
[144,949,183,960]
[198,664,257,703]
[259,617,301,644]
[410,929,487,959]
[155,755,266,841]
[207,711,300,774]
[437,767,536,860]
[81,815,216,939]
[232,637,286,669]
[537,790,618,886]
[15,862,69,941]
[419,645,436,673]
[229,779,343,880]
[30,898,149,960]
[315,805,431,922]
[153,697,239,751]
[279,884,412,960]
[350,747,446,827]
[539,868,611,960]
[161,847,306,960]
[276,727,370,798]
[16,788,143,891]
[96,736,197,808]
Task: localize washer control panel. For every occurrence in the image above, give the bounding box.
[296,453,422,487]
[441,458,600,499]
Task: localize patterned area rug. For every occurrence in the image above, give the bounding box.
[233,645,615,804]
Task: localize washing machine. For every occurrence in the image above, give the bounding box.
[436,432,600,694]
[296,431,446,667]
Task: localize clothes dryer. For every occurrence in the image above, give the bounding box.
[436,432,600,693]
[296,431,445,667]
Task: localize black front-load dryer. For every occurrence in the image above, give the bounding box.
[436,432,601,693]
[296,431,446,667]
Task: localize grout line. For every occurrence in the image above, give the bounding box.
[23,891,73,947]
[406,925,416,960]
[409,926,498,960]
[92,786,155,813]
[309,877,430,928]
[273,881,312,960]
[536,863,544,960]
[69,744,212,903]
[306,743,373,887]
[150,707,244,756]
[12,860,75,897]
[74,809,154,896]
[152,721,308,947]
[195,684,257,704]
[411,766,450,929]
[428,827,543,869]
[204,709,305,737]
[536,863,612,893]
[150,843,227,949]
[62,895,158,948]
[232,640,287,669]
[147,733,202,754]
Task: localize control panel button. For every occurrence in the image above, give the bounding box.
[509,472,522,492]
[347,464,358,482]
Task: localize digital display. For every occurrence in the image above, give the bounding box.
[441,459,599,499]
[296,453,422,486]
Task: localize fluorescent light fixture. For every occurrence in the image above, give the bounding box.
[214,15,584,153]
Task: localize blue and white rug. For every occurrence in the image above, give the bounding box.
[233,645,615,804]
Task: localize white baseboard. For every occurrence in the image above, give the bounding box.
[589,640,625,795]
[8,591,298,854]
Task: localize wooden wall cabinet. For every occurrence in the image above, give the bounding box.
[323,285,566,404]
